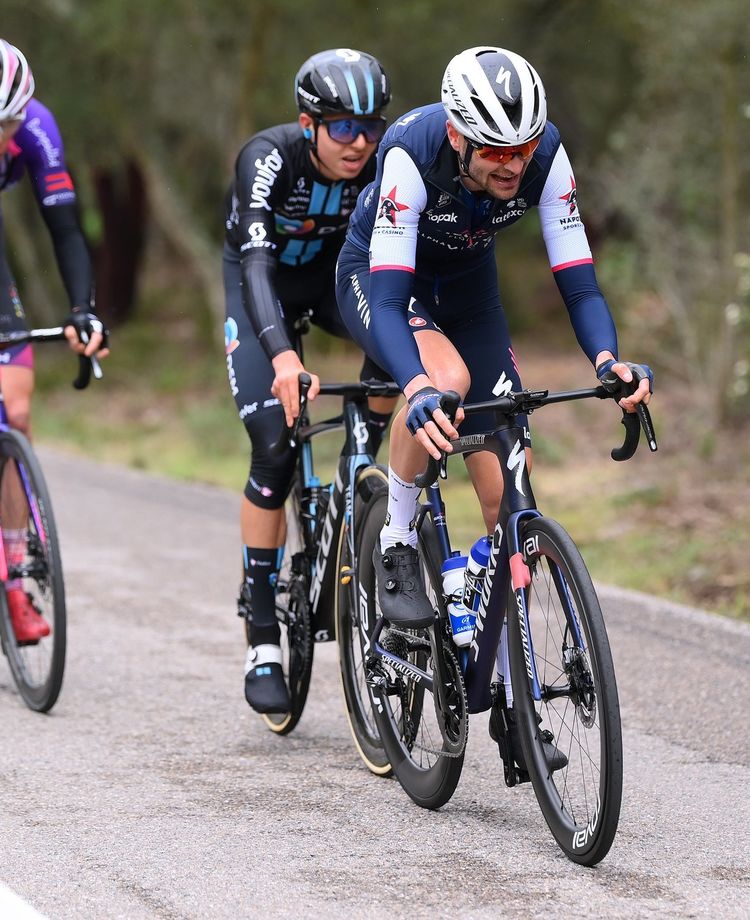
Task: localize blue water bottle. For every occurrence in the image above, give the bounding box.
[441,555,476,647]
[463,536,491,612]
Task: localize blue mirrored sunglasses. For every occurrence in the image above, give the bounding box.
[321,116,387,145]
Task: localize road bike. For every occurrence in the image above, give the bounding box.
[0,326,101,712]
[346,378,657,865]
[240,317,400,738]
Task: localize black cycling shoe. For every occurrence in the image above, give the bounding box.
[244,645,291,714]
[373,542,434,628]
[490,706,568,774]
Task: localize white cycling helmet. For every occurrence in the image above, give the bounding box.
[441,46,546,147]
[0,40,35,122]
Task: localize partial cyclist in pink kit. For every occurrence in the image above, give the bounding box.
[0,39,108,643]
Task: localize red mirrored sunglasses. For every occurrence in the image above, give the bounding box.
[470,135,541,164]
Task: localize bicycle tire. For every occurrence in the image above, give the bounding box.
[0,430,66,712]
[365,500,467,809]
[250,483,314,735]
[335,465,391,776]
[507,516,622,865]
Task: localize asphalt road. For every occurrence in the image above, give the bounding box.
[1,449,748,919]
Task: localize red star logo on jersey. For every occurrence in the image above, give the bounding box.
[377,186,409,226]
[559,176,577,215]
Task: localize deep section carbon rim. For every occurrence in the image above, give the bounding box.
[509,517,622,865]
[257,486,314,735]
[0,431,66,712]
[367,513,467,809]
[335,467,391,775]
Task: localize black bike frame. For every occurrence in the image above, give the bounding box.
[294,381,399,643]
[415,385,655,713]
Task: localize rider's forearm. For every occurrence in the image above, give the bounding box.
[369,268,425,390]
[240,249,293,360]
[40,203,94,309]
[553,262,618,364]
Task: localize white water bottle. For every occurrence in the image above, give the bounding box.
[441,555,476,647]
[463,536,491,612]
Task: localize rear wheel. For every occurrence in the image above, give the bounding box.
[249,484,314,735]
[0,430,66,712]
[364,503,467,809]
[508,516,622,865]
[335,465,391,775]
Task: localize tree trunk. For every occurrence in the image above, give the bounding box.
[91,159,148,327]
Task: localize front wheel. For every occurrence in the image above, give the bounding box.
[508,516,622,865]
[0,430,66,712]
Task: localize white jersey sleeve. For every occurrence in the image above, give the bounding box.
[369,145,427,273]
[538,143,594,272]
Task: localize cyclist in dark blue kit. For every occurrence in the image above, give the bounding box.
[0,38,107,645]
[224,49,396,713]
[336,46,652,769]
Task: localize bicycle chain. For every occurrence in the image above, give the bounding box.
[403,641,469,760]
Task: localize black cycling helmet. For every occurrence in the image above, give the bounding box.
[295,48,390,117]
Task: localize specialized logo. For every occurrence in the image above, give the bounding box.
[249,148,283,211]
[516,589,534,680]
[470,522,503,663]
[559,176,578,215]
[224,317,240,356]
[507,440,526,497]
[382,653,423,683]
[377,186,409,226]
[495,66,515,101]
[396,112,421,127]
[492,372,513,397]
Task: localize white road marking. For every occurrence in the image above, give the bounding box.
[0,883,48,919]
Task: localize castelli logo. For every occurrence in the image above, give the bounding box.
[409,316,427,327]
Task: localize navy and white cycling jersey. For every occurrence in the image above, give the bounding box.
[224,122,375,359]
[338,103,617,391]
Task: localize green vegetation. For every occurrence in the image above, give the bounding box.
[33,307,750,620]
[3,2,748,618]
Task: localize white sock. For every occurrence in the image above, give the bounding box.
[245,643,283,675]
[380,468,421,551]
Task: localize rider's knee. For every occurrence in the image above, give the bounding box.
[244,440,296,510]
[4,401,31,436]
[431,365,471,399]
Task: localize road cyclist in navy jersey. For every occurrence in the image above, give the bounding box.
[336,46,652,769]
[223,48,398,714]
[0,39,108,645]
